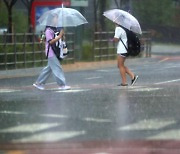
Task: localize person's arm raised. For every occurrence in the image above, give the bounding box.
[49,29,64,44]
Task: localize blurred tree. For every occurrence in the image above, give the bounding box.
[0,1,8,28]
[132,0,175,26]
[13,11,28,33]
[0,1,28,33]
[173,0,180,26]
[93,0,107,31]
[21,0,35,32]
[3,0,18,33]
[114,0,132,11]
[99,0,107,31]
[93,0,98,31]
[114,0,121,8]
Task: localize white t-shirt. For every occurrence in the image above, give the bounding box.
[114,26,127,54]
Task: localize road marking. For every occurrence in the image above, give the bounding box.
[128,87,162,92]
[148,129,180,140]
[155,78,180,85]
[0,111,69,119]
[119,119,176,131]
[0,89,21,93]
[113,86,162,92]
[0,111,26,115]
[165,65,180,69]
[83,118,112,123]
[12,131,86,143]
[56,89,90,93]
[96,69,116,72]
[40,114,68,119]
[0,123,61,133]
[85,76,102,80]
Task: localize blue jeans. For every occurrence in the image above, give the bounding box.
[36,56,66,86]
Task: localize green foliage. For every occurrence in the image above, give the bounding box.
[81,42,93,61]
[174,7,180,27]
[105,19,115,31]
[133,0,175,26]
[0,43,45,69]
[12,10,28,32]
[0,1,28,32]
[0,2,8,27]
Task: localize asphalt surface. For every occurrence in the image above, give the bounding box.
[0,46,180,153]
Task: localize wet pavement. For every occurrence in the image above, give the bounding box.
[0,54,180,153]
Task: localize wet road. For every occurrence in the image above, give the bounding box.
[0,56,180,153]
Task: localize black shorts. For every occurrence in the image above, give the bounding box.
[118,53,128,58]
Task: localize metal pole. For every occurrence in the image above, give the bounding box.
[14,32,17,69]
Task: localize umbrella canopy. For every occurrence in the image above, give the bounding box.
[37,7,88,28]
[103,9,142,34]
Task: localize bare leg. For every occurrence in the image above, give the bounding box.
[124,66,134,80]
[117,55,127,84]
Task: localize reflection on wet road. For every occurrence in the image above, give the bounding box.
[0,57,180,153]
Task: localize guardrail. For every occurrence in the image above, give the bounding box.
[93,31,152,60]
[0,31,151,70]
[0,32,75,70]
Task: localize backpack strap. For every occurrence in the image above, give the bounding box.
[46,39,53,59]
[46,44,50,59]
[119,37,128,52]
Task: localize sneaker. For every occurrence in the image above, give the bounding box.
[33,83,45,90]
[58,85,71,90]
[117,83,128,86]
[131,75,139,86]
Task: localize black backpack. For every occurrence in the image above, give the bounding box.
[119,27,141,57]
[46,30,69,60]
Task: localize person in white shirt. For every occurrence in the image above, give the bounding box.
[114,24,138,86]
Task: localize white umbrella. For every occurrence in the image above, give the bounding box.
[103,9,142,34]
[37,7,88,28]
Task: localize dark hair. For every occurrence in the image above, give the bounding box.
[45,26,57,32]
[117,24,128,31]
